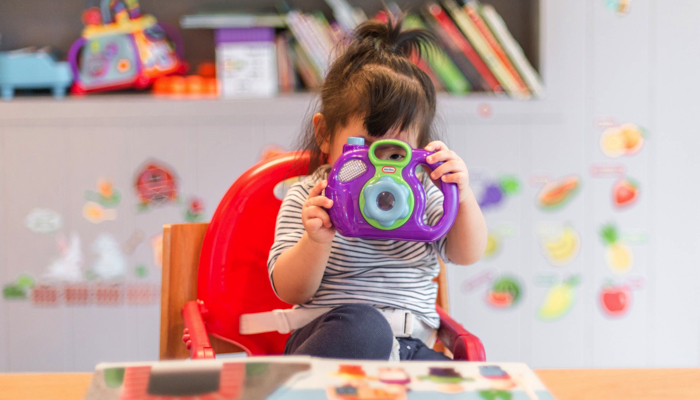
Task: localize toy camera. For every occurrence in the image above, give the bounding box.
[325,137,458,242]
[68,0,185,94]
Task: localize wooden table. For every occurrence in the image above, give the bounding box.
[1,369,698,400]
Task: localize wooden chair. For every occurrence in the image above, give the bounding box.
[159,152,485,361]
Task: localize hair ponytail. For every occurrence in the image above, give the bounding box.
[296,11,440,174]
[353,15,435,60]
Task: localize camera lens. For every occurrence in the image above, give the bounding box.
[377,191,395,211]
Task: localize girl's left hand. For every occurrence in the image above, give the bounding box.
[425,141,472,204]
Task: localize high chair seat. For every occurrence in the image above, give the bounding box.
[160,151,485,361]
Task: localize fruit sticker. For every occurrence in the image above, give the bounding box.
[605,0,632,16]
[612,177,639,209]
[83,179,122,224]
[84,179,121,208]
[600,123,645,158]
[599,282,631,317]
[184,197,205,222]
[537,275,580,321]
[483,232,501,258]
[600,223,634,274]
[486,275,522,309]
[477,175,521,210]
[2,274,35,300]
[539,224,581,267]
[134,160,180,211]
[536,175,580,210]
[25,208,63,234]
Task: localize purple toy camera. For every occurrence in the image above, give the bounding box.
[325,137,458,242]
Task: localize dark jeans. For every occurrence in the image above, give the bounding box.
[284,303,451,361]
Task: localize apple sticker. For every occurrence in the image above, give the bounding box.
[599,284,631,317]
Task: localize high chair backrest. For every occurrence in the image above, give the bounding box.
[160,151,453,359]
[197,152,310,355]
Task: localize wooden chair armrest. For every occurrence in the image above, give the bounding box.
[436,305,486,361]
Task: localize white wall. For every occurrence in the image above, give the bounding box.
[0,0,699,371]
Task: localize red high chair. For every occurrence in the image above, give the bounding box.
[159,151,485,361]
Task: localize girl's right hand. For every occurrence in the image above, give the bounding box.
[302,180,336,244]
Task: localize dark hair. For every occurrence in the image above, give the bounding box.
[296,13,440,173]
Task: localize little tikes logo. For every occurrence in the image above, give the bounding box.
[382,166,396,173]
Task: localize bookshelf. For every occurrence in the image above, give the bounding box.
[0,0,541,97]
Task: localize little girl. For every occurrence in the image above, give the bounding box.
[267,14,487,361]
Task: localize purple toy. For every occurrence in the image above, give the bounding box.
[325,137,458,242]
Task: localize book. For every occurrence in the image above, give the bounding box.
[464,1,531,98]
[442,0,520,97]
[276,34,296,93]
[180,13,286,29]
[403,15,471,94]
[83,356,557,400]
[423,3,498,92]
[215,28,278,98]
[480,3,544,98]
[288,37,323,89]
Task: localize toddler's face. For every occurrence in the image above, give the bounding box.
[327,116,419,165]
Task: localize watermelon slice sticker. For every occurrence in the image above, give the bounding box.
[536,175,581,210]
[485,276,522,309]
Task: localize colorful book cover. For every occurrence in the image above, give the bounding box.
[464,1,531,99]
[288,38,322,89]
[276,34,296,93]
[286,11,328,78]
[404,14,471,95]
[442,0,520,97]
[83,357,556,400]
[480,3,544,98]
[421,4,486,91]
[424,3,501,93]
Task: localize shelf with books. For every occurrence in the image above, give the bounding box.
[179,0,542,100]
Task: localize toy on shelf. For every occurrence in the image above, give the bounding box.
[325,137,458,242]
[68,0,186,94]
[0,48,73,101]
[152,62,218,97]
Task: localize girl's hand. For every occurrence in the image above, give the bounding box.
[425,141,473,204]
[302,180,336,244]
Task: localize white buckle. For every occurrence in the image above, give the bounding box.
[402,310,413,337]
[272,309,291,334]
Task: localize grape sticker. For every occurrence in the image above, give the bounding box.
[476,174,521,211]
[538,224,581,267]
[536,175,580,211]
[486,276,522,309]
[600,123,645,158]
[537,275,580,321]
[600,223,634,274]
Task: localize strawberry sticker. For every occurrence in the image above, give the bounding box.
[612,178,639,209]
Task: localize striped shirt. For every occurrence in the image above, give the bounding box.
[267,166,450,329]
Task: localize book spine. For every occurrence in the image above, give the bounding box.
[421,7,483,91]
[426,3,499,92]
[404,15,470,94]
[286,11,327,77]
[480,4,544,97]
[442,0,518,96]
[288,37,322,89]
[412,53,447,93]
[465,2,530,99]
[276,35,289,92]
